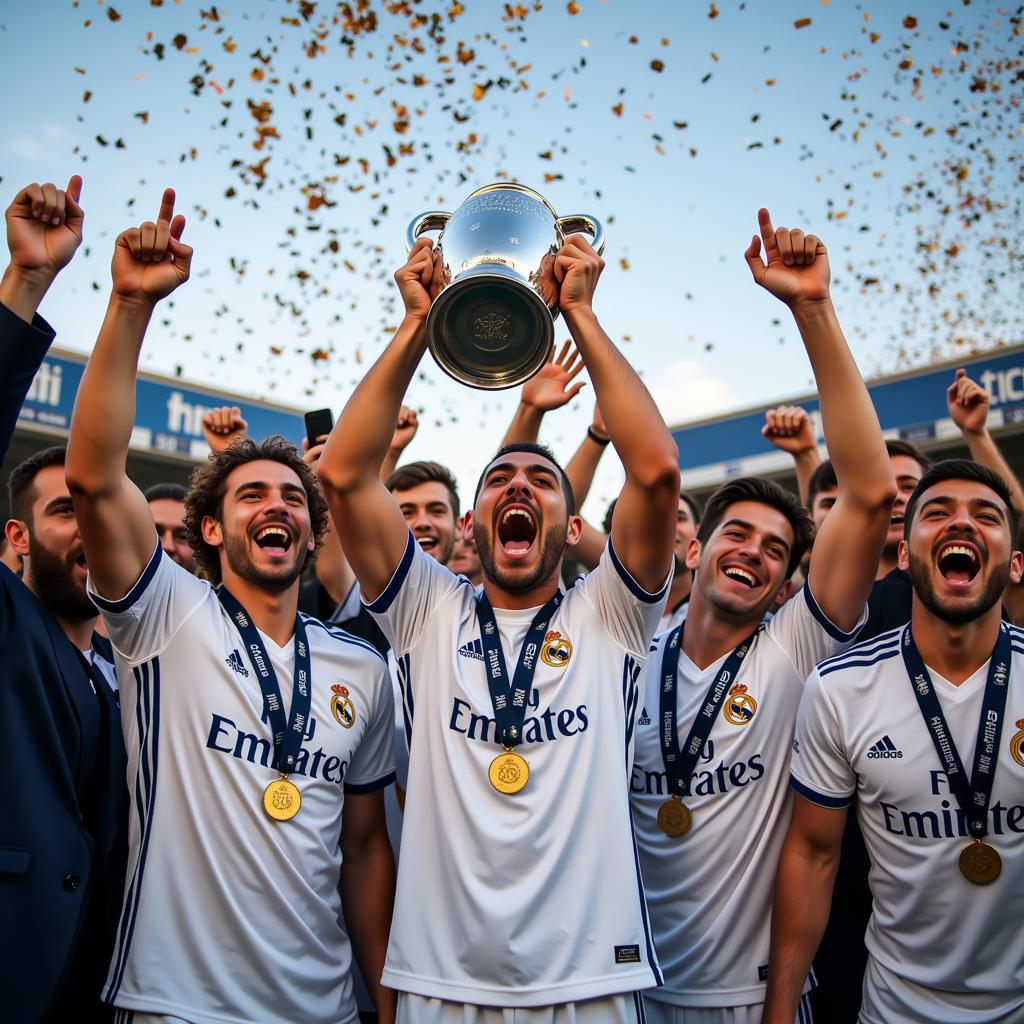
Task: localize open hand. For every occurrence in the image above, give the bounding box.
[946,368,990,436]
[202,406,248,453]
[395,238,435,321]
[744,208,829,308]
[6,176,84,279]
[521,340,586,411]
[111,188,192,305]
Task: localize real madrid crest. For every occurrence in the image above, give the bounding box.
[541,630,573,669]
[724,683,757,726]
[1011,718,1024,768]
[330,684,356,728]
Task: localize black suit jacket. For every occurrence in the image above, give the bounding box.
[0,302,127,1022]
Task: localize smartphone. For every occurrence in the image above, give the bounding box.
[304,408,334,448]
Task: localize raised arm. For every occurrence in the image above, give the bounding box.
[316,240,434,600]
[763,405,821,507]
[0,176,84,460]
[762,796,846,1024]
[66,189,193,599]
[556,236,679,592]
[947,368,1024,514]
[500,341,586,446]
[745,209,894,631]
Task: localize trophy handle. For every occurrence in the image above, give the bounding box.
[406,211,451,251]
[556,214,605,256]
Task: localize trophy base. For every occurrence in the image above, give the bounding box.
[427,273,554,390]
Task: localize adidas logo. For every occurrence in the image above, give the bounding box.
[458,639,485,661]
[225,650,250,677]
[867,734,903,759]
[637,706,651,726]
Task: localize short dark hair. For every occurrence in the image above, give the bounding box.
[144,482,187,503]
[807,458,838,510]
[696,476,813,578]
[886,438,930,470]
[602,497,617,535]
[473,442,575,516]
[680,490,702,525]
[7,446,66,524]
[903,459,1020,544]
[183,435,329,585]
[386,460,460,518]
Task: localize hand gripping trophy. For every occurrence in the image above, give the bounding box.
[406,183,604,389]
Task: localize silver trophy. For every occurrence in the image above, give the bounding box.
[406,183,604,390]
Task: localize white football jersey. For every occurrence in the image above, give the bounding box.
[792,623,1024,1023]
[368,533,668,1007]
[89,545,395,1024]
[632,586,863,1007]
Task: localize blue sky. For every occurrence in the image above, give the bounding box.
[2,0,1019,511]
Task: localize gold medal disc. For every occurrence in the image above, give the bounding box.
[263,777,301,821]
[657,796,692,837]
[488,750,530,794]
[959,840,1001,885]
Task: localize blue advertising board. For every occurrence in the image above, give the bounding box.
[17,348,305,459]
[672,344,1024,485]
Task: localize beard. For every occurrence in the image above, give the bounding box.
[907,549,1008,625]
[222,526,305,594]
[474,518,566,595]
[28,536,95,623]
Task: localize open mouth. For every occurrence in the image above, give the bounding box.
[415,535,438,552]
[937,542,979,586]
[722,565,758,589]
[496,504,537,558]
[254,524,293,554]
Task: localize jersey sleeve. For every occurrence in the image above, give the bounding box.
[572,539,671,659]
[363,531,466,657]
[344,658,397,793]
[789,668,856,809]
[88,541,210,664]
[765,584,867,684]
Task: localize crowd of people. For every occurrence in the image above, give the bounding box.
[2,175,1022,1024]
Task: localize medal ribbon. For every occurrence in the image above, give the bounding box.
[217,587,312,775]
[659,622,759,799]
[475,591,562,748]
[900,623,1011,839]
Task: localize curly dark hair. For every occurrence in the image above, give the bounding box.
[183,435,329,584]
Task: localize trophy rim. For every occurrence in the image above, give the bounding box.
[426,272,555,391]
[460,182,561,221]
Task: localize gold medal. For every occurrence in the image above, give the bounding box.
[488,749,530,794]
[959,839,1001,885]
[657,795,692,837]
[263,776,301,821]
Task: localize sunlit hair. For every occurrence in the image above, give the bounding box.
[474,442,576,515]
[183,435,328,585]
[385,460,460,518]
[903,459,1019,543]
[696,476,812,579]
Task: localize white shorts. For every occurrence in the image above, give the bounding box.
[642,994,814,1024]
[861,957,1024,1024]
[396,992,649,1023]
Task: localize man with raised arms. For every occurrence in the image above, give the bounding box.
[764,459,1024,1024]
[317,233,680,1022]
[65,190,397,1024]
[630,210,896,1024]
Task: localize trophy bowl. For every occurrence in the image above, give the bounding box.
[406,183,604,390]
